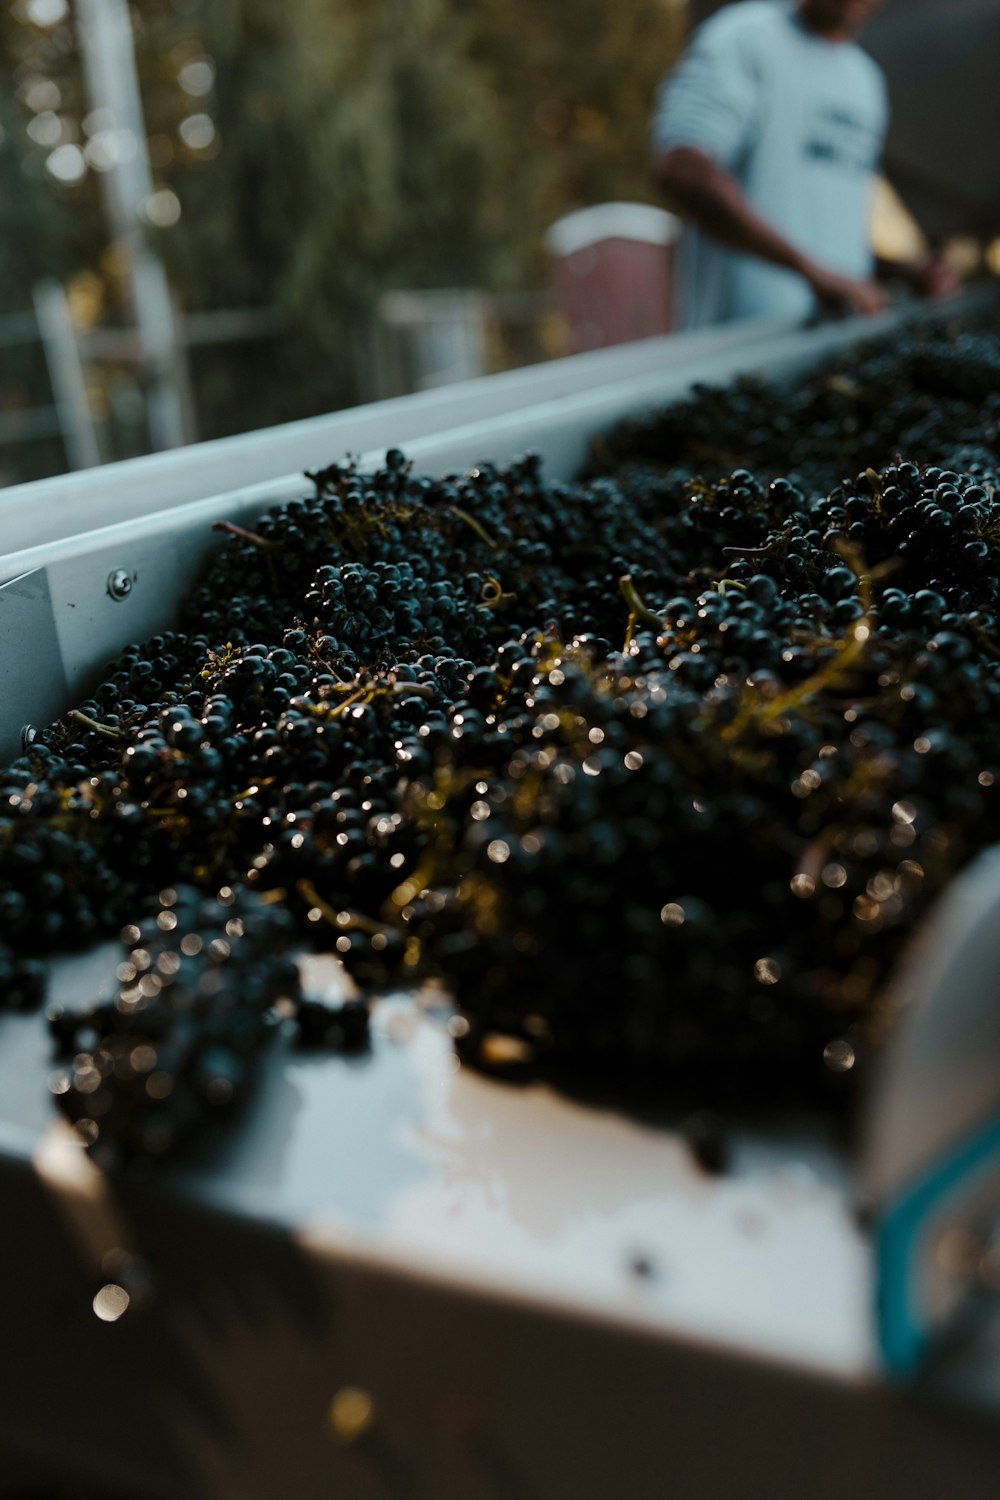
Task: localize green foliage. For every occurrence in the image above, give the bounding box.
[0,0,683,473]
[467,0,685,286]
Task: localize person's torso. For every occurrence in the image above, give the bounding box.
[679,1,887,327]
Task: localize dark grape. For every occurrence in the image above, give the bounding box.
[0,314,990,1168]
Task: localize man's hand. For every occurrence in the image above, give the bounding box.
[908,255,962,301]
[804,264,889,318]
[876,253,963,302]
[655,148,892,320]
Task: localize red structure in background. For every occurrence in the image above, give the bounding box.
[546,202,679,354]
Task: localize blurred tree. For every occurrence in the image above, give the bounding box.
[0,5,98,480]
[0,0,684,477]
[161,0,499,426]
[0,0,198,474]
[467,0,685,289]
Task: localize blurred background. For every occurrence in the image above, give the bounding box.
[2,0,998,488]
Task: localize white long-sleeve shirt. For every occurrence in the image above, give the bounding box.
[651,1,888,328]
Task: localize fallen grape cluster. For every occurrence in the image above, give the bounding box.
[4,317,1000,1165]
[48,886,300,1172]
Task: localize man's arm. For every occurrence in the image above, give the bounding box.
[655,144,888,317]
[875,253,962,301]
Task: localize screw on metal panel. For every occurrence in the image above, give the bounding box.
[107,569,133,601]
[627,1250,658,1281]
[20,725,37,752]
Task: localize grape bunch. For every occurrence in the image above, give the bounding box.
[585,319,1000,499]
[305,558,493,664]
[0,308,996,1169]
[397,616,1000,1105]
[48,886,300,1172]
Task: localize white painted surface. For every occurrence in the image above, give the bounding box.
[0,954,871,1383]
[0,318,778,557]
[545,201,681,255]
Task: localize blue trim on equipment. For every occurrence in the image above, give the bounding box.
[877,1111,1000,1376]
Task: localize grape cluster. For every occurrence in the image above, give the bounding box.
[0,311,999,1167]
[305,558,493,663]
[402,617,1000,1105]
[47,886,300,1172]
[585,321,1000,499]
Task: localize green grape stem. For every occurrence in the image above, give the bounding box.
[478,575,517,611]
[448,506,498,550]
[67,709,123,741]
[618,574,665,629]
[825,374,871,402]
[211,520,280,551]
[722,543,771,559]
[297,880,392,937]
